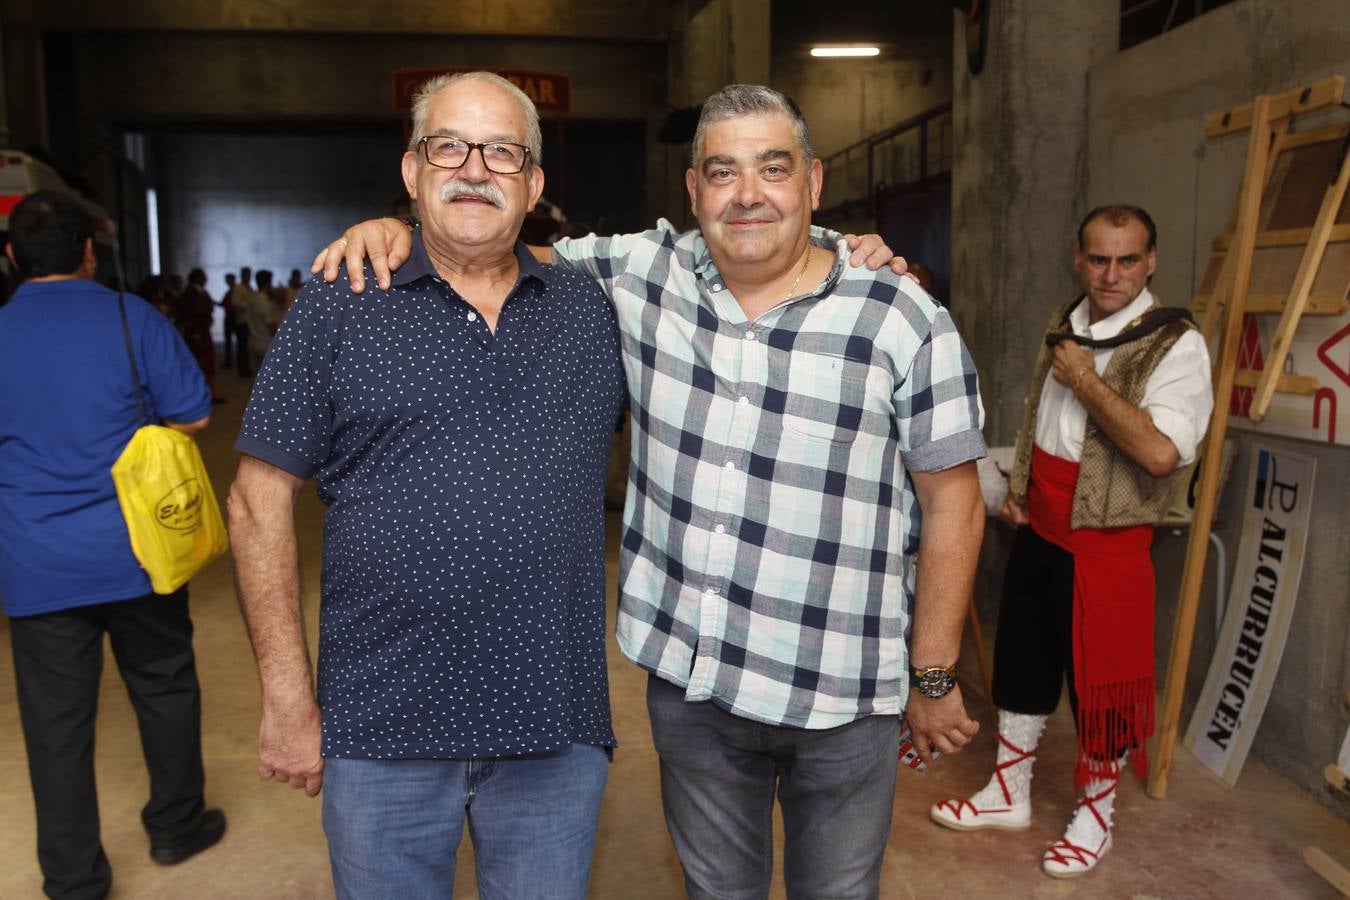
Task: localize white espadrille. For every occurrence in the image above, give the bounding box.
[1042,765,1120,878]
[930,711,1045,832]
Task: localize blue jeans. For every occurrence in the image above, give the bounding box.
[647,675,899,900]
[322,744,608,900]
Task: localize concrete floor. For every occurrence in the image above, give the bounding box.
[1,367,1346,899]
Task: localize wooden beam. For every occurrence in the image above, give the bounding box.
[1328,763,1350,797]
[1232,368,1320,396]
[1304,847,1350,896]
[1250,140,1350,421]
[1212,224,1350,251]
[1205,75,1344,138]
[1151,94,1274,800]
[1193,293,1349,316]
[1277,121,1350,152]
[1197,123,1292,346]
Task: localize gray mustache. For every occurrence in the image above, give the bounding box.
[440,181,506,209]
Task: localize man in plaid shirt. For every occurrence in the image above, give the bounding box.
[321,83,988,898]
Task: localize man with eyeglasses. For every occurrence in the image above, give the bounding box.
[317,83,987,899]
[227,71,627,898]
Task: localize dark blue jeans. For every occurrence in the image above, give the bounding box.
[323,744,608,900]
[9,588,205,900]
[646,675,899,900]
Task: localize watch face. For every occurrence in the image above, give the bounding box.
[918,669,955,698]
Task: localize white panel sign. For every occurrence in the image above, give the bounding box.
[1184,445,1316,785]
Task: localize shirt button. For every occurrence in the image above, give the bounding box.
[745,331,756,341]
[467,311,478,322]
[711,283,723,292]
[704,588,717,597]
[738,396,749,406]
[724,461,735,471]
[714,524,726,534]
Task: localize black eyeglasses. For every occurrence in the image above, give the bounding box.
[418,136,531,174]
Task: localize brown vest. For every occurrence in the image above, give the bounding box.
[1008,295,1196,530]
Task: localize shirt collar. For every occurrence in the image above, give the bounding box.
[1071,286,1155,340]
[12,277,105,297]
[390,231,547,289]
[689,223,844,291]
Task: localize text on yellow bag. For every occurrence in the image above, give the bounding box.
[111,424,228,594]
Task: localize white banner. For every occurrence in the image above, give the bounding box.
[1183,444,1316,785]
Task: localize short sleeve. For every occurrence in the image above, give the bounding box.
[135,300,212,425]
[1140,328,1213,466]
[894,306,987,472]
[235,281,342,479]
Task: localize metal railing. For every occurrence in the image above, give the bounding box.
[816,101,953,225]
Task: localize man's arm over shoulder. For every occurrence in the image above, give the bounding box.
[228,454,324,797]
[551,224,659,288]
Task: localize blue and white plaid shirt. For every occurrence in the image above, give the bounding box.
[555,221,986,729]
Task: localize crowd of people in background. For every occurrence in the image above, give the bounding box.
[135,265,305,397]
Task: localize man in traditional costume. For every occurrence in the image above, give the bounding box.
[930,205,1214,878]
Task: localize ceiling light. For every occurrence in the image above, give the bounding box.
[810,46,881,58]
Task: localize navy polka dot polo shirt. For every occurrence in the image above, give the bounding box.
[238,237,625,759]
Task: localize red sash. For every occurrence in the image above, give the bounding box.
[1027,445,1155,786]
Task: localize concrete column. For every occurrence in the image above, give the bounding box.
[0,0,47,151]
[0,31,9,147]
[949,0,1118,443]
[657,0,770,227]
[678,0,769,107]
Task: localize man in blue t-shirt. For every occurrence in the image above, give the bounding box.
[0,191,223,900]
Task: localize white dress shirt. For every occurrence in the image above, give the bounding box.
[1034,288,1213,466]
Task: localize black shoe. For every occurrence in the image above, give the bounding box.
[150,809,226,865]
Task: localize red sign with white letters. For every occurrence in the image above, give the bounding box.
[392,68,571,114]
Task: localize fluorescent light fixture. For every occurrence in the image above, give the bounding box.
[810,46,880,58]
[146,188,161,275]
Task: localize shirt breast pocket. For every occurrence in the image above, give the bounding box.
[782,352,869,446]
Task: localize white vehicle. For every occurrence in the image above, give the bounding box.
[0,150,119,297]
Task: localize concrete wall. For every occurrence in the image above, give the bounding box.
[69,32,661,128]
[773,47,950,159]
[6,12,671,224]
[949,0,1118,443]
[1086,0,1350,808]
[154,131,411,299]
[38,28,665,279]
[17,0,668,42]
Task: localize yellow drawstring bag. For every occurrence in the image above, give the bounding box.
[110,292,228,594]
[112,424,228,594]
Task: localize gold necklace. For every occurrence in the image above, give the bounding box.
[784,246,813,302]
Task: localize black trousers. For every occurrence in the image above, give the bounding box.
[992,526,1136,764]
[233,322,253,377]
[222,310,236,366]
[991,525,1082,719]
[9,588,206,900]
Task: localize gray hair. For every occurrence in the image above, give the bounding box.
[691,84,814,168]
[407,71,542,164]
